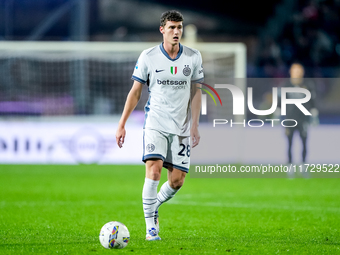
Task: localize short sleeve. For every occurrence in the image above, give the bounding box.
[191,51,204,83]
[132,50,148,84]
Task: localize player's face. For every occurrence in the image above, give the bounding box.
[160,21,183,45]
[290,64,304,79]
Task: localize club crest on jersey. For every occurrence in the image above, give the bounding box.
[146,143,155,152]
[170,66,177,75]
[183,65,191,76]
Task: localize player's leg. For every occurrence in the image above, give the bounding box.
[298,122,309,178]
[154,134,189,232]
[155,134,189,210]
[285,128,295,178]
[168,166,187,188]
[142,129,167,240]
[155,166,186,212]
[153,167,186,234]
[299,122,308,163]
[285,128,294,164]
[302,136,307,162]
[143,159,162,240]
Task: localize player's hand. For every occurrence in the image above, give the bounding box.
[191,126,200,148]
[310,108,319,126]
[116,125,126,148]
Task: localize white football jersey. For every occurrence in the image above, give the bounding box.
[132,43,204,136]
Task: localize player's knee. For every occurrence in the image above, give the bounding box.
[148,170,161,180]
[170,177,184,190]
[146,160,162,180]
[147,166,161,180]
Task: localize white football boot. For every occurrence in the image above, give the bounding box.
[146,227,161,241]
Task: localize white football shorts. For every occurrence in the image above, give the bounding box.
[142,129,190,173]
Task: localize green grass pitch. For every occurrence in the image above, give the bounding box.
[0,165,339,254]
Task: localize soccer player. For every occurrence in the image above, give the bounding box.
[115,10,203,240]
[281,62,318,177]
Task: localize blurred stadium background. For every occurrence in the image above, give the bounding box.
[1,3,340,254]
[0,0,339,164]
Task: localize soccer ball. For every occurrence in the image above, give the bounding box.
[99,221,130,249]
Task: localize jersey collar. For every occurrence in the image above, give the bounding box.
[160,43,183,61]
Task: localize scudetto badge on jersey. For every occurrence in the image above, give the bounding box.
[170,66,177,75]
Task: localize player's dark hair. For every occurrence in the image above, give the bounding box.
[290,61,303,67]
[160,10,183,27]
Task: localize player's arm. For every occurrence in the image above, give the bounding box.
[308,81,319,125]
[191,83,202,148]
[116,81,143,148]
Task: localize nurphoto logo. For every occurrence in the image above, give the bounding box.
[199,83,312,128]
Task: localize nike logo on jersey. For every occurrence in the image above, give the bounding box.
[155,69,164,73]
[182,161,188,164]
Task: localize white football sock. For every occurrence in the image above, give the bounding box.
[142,178,159,232]
[155,181,179,212]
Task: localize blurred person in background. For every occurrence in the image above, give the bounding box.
[279,62,318,178]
